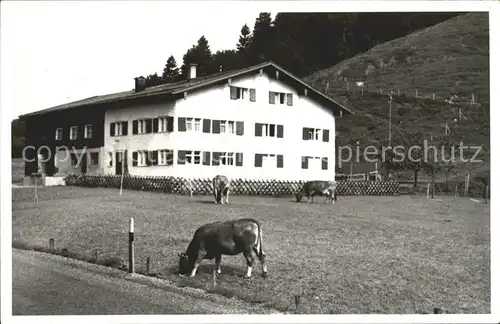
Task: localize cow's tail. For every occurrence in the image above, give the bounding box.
[255,220,264,258]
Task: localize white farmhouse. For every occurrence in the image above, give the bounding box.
[19,61,352,182]
[105,62,351,181]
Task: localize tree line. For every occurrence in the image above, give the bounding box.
[145,12,462,86]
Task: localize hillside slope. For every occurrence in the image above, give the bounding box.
[304,12,490,180]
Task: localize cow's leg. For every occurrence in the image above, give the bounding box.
[307,195,312,204]
[252,247,268,278]
[242,249,254,278]
[224,187,230,204]
[215,254,222,274]
[188,254,204,278]
[213,188,218,204]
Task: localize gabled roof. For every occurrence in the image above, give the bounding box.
[19,61,353,118]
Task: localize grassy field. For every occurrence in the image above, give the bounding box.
[12,185,490,314]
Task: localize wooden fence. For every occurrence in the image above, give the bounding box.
[65,174,400,197]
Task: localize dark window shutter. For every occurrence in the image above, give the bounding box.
[302,127,309,140]
[230,86,237,100]
[132,120,138,134]
[152,118,159,133]
[152,150,158,166]
[145,119,152,133]
[286,93,293,106]
[269,124,276,137]
[301,156,309,169]
[277,125,284,138]
[322,157,328,170]
[167,116,174,132]
[178,117,186,132]
[250,88,256,102]
[236,121,244,135]
[167,150,174,165]
[132,151,138,167]
[236,152,243,166]
[255,154,263,167]
[123,150,128,174]
[255,123,262,137]
[203,119,211,133]
[122,122,128,135]
[322,129,330,142]
[110,123,116,136]
[212,120,220,134]
[203,151,211,165]
[212,152,220,166]
[145,151,152,166]
[269,91,275,104]
[277,154,283,168]
[177,150,186,165]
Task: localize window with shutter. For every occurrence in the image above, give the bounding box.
[167,150,174,165]
[302,127,309,140]
[178,117,186,132]
[286,93,293,106]
[277,125,284,138]
[132,120,138,134]
[212,120,220,134]
[152,118,159,133]
[236,121,244,135]
[177,150,186,165]
[122,122,128,135]
[301,156,309,169]
[230,86,237,100]
[250,88,256,102]
[322,157,328,170]
[322,129,330,142]
[254,154,263,167]
[212,152,220,166]
[132,151,138,167]
[255,123,262,137]
[236,152,243,166]
[203,119,211,133]
[277,154,283,168]
[167,116,174,132]
[110,123,116,136]
[269,91,275,104]
[203,151,211,165]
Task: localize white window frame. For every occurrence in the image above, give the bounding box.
[112,122,124,136]
[138,120,147,134]
[193,118,202,132]
[220,152,235,166]
[84,124,93,139]
[158,117,168,132]
[186,118,193,131]
[185,150,201,165]
[261,123,277,137]
[262,154,277,168]
[55,128,63,140]
[137,151,147,167]
[220,120,235,134]
[159,150,168,165]
[308,128,321,141]
[70,126,78,140]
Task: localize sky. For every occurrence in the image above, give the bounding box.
[1,1,497,120]
[1,1,273,119]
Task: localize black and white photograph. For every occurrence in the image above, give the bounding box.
[1,1,498,323]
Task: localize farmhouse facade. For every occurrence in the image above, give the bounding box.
[19,61,352,181]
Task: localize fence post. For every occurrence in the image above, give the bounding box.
[129,218,135,274]
[49,238,55,253]
[146,256,151,275]
[426,183,430,199]
[454,184,458,199]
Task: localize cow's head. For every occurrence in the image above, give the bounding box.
[295,192,303,202]
[177,252,191,275]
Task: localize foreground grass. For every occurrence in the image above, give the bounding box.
[12,186,490,314]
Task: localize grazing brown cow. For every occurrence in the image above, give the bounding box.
[295,180,337,204]
[213,175,230,204]
[178,218,268,278]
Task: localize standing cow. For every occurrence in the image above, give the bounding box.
[295,180,337,204]
[213,175,230,204]
[177,218,268,278]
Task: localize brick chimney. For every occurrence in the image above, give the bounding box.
[188,63,197,80]
[134,76,146,92]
